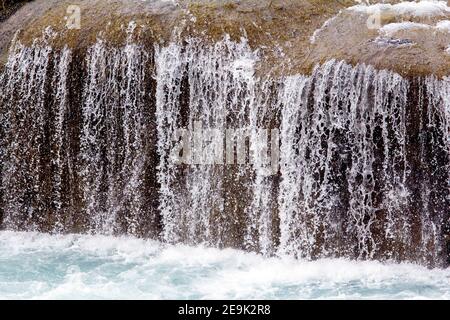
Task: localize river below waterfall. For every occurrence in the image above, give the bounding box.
[0,231,449,300]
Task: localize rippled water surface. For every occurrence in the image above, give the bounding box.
[0,231,449,299]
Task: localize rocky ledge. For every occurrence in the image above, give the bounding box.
[1,0,450,78]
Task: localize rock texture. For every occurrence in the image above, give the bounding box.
[3,0,450,77]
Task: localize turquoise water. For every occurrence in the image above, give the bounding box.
[0,231,449,299]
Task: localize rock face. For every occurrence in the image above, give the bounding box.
[309,1,450,78]
[0,0,449,267]
[2,0,450,77]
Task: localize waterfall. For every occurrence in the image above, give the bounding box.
[155,37,276,250]
[50,46,72,232]
[0,40,52,231]
[0,34,449,266]
[81,38,151,235]
[278,62,411,260]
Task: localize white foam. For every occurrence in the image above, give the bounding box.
[350,0,450,17]
[1,231,449,299]
[380,21,431,36]
[378,19,450,38]
[436,19,450,30]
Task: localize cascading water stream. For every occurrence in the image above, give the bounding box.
[0,33,449,266]
[155,36,279,252]
[277,62,412,260]
[0,38,53,231]
[80,26,152,235]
